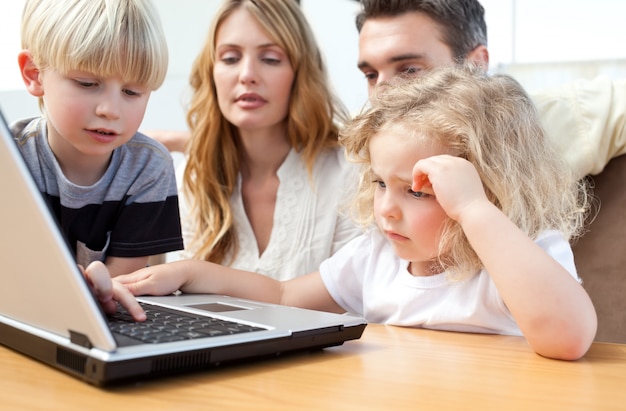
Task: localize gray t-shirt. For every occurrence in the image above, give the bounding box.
[11,117,183,267]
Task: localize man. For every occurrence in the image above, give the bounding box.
[355,0,626,178]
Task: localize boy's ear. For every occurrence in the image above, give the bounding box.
[18,50,45,97]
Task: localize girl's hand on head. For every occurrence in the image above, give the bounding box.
[412,154,489,222]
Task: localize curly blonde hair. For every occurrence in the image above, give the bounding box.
[183,0,349,264]
[340,65,589,278]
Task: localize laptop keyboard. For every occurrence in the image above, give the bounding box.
[108,302,266,344]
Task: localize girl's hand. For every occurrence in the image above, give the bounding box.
[412,154,489,222]
[114,261,191,297]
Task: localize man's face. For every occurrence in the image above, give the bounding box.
[358,11,457,96]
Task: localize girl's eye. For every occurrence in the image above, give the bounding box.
[409,190,430,199]
[373,179,386,189]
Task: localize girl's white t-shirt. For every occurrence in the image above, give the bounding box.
[319,229,579,336]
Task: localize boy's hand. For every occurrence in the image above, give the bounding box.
[82,261,146,321]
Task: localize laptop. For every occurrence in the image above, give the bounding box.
[0,109,367,386]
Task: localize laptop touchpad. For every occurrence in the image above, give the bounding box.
[189,303,249,312]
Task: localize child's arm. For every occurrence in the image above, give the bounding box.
[105,256,150,278]
[460,201,596,360]
[115,260,345,314]
[413,155,597,360]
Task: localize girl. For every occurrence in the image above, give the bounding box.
[99,65,597,360]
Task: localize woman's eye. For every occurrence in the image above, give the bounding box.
[262,57,281,65]
[373,179,386,189]
[219,51,240,64]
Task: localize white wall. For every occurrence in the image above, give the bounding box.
[2,0,626,127]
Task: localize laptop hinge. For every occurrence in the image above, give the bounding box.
[69,330,94,349]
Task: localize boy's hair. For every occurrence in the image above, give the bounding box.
[355,0,487,62]
[21,0,168,91]
[183,0,349,264]
[340,65,589,278]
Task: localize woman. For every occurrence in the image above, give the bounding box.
[172,0,361,280]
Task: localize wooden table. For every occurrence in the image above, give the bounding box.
[2,324,625,410]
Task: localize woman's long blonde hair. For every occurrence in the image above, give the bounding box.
[184,0,349,264]
[340,65,589,278]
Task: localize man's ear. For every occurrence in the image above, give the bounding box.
[18,50,45,97]
[465,45,489,71]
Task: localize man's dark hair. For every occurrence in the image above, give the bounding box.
[355,0,487,61]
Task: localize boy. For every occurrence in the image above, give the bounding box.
[12,0,183,277]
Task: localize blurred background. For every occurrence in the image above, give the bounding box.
[2,0,625,131]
